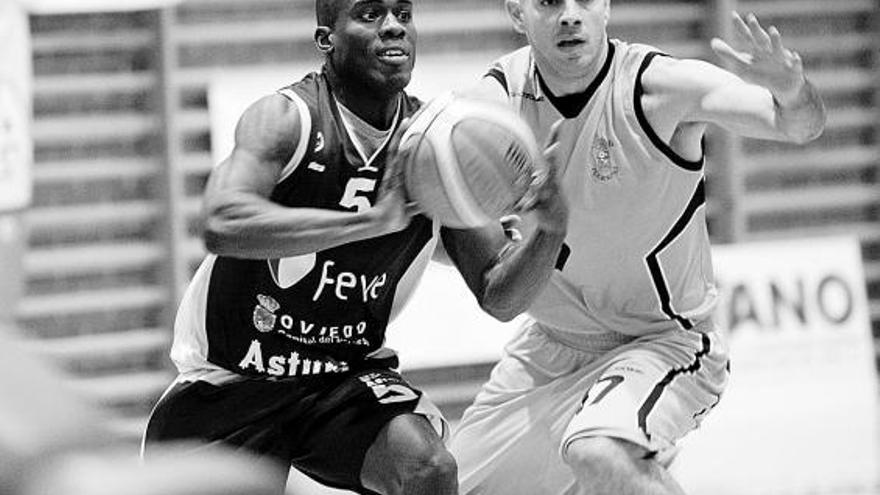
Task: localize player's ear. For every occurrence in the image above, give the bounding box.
[314,26,334,54]
[505,0,527,34]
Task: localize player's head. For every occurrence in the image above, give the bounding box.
[505,0,610,79]
[314,0,417,97]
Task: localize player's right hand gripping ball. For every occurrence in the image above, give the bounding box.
[396,92,544,229]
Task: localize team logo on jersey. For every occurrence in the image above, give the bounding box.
[253,294,280,333]
[590,136,618,182]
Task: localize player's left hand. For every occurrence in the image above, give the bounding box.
[369,117,421,236]
[515,119,568,234]
[384,116,422,216]
[710,12,806,105]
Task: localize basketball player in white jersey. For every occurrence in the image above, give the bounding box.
[450,1,826,494]
[142,1,568,494]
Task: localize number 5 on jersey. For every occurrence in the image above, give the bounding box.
[340,178,377,212]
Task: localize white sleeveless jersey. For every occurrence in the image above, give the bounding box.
[488,39,718,340]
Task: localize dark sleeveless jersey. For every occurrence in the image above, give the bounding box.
[170,72,435,380]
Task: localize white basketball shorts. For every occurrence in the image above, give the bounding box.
[450,319,729,495]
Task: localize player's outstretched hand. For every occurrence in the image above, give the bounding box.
[515,119,568,234]
[373,118,420,235]
[710,12,806,105]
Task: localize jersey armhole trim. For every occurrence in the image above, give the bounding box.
[277,88,312,182]
[633,52,704,172]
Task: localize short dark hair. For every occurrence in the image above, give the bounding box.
[316,0,349,27]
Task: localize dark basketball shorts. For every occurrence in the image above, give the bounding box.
[143,368,444,493]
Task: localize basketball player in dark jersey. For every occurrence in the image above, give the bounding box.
[142,1,569,494]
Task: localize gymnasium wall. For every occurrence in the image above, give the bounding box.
[20,0,880,440]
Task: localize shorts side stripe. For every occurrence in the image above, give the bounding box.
[637,333,711,442]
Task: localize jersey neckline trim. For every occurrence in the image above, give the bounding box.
[535,39,616,119]
[322,71,403,168]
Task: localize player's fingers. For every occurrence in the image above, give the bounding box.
[503,226,523,243]
[383,134,410,184]
[386,118,410,156]
[767,25,787,56]
[542,141,560,169]
[544,119,564,148]
[729,11,753,48]
[541,119,563,160]
[540,152,564,197]
[378,164,407,204]
[404,200,422,217]
[791,50,803,72]
[500,214,521,228]
[515,174,543,211]
[500,214,523,241]
[380,156,402,191]
[710,38,750,69]
[746,12,772,51]
[513,194,534,212]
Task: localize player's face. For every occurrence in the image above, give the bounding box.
[511,0,609,78]
[330,0,417,96]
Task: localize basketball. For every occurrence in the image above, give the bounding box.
[396,92,543,229]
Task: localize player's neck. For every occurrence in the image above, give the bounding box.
[325,68,400,130]
[534,40,610,97]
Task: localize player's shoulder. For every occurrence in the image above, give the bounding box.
[240,92,303,135]
[489,46,532,74]
[280,70,324,101]
[233,91,308,160]
[238,73,318,129]
[608,38,662,66]
[639,50,735,99]
[481,46,533,98]
[495,45,532,63]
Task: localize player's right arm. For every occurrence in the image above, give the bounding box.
[439,89,569,322]
[440,165,567,322]
[202,94,413,259]
[651,12,825,145]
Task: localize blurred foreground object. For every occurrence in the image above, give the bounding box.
[0,327,285,495]
[24,444,284,495]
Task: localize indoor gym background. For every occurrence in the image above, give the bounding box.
[1,0,878,493]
